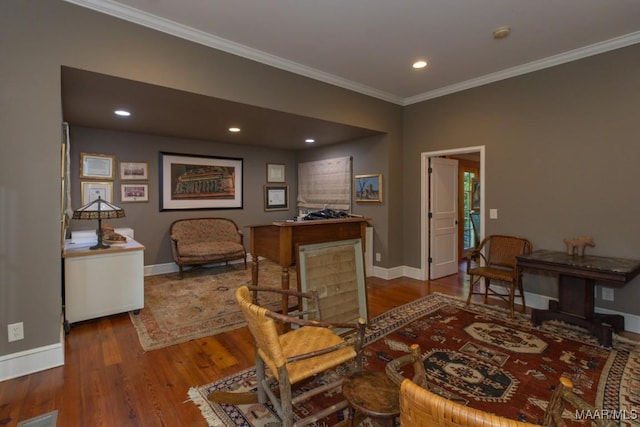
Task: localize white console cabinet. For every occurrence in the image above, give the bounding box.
[63,238,145,327]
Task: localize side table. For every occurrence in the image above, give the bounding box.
[342,371,399,427]
[517,249,640,347]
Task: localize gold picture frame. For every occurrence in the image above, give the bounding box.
[81,181,113,205]
[80,152,115,180]
[355,174,382,203]
[266,163,286,183]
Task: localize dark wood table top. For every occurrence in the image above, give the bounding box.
[342,371,400,418]
[517,249,640,285]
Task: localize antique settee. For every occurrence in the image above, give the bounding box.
[170,217,247,277]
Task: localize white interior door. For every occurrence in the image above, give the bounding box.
[429,157,459,279]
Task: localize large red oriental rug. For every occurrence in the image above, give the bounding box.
[188,293,640,426]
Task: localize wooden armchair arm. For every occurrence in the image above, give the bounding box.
[544,377,616,427]
[385,343,427,387]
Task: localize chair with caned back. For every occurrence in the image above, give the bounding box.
[235,285,366,427]
[465,234,532,317]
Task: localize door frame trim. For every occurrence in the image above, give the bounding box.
[421,146,485,280]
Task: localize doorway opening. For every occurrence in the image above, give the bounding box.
[420,146,485,281]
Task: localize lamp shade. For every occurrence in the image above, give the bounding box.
[72,197,125,249]
[73,197,125,220]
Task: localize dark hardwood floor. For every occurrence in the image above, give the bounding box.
[1,266,636,426]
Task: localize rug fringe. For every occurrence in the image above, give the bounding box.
[187,387,230,427]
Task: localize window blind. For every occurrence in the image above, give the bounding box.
[297,156,351,211]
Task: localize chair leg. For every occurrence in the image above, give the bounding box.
[518,278,527,313]
[255,355,267,404]
[484,278,491,304]
[466,275,475,305]
[278,372,294,427]
[509,282,515,318]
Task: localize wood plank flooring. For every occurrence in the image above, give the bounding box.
[0,267,636,426]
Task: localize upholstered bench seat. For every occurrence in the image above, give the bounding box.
[170,218,247,277]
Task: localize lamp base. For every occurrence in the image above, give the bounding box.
[90,241,111,250]
[90,219,111,250]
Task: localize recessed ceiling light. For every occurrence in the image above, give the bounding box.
[228,127,241,132]
[114,109,131,117]
[493,26,511,40]
[305,138,315,144]
[412,60,428,69]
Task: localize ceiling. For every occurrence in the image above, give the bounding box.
[63,0,640,149]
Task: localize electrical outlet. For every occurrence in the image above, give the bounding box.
[601,287,614,301]
[375,253,381,262]
[8,322,24,342]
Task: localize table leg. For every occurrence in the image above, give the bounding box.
[251,257,259,286]
[530,274,624,347]
[348,407,355,427]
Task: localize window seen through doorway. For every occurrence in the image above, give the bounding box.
[463,171,477,251]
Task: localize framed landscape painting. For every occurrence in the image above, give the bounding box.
[159,152,243,210]
[355,174,382,203]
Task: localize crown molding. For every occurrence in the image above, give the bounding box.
[63,0,404,105]
[404,31,640,106]
[65,1,639,107]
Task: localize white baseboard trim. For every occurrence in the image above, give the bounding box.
[0,324,65,382]
[144,256,253,277]
[524,291,640,334]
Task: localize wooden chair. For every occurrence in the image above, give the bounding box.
[235,285,367,427]
[387,344,615,427]
[465,234,532,317]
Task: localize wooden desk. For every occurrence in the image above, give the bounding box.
[249,218,370,313]
[517,249,640,347]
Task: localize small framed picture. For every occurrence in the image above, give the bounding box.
[80,152,115,180]
[81,181,113,205]
[120,162,148,180]
[355,174,382,203]
[266,163,286,183]
[121,183,149,202]
[264,185,289,211]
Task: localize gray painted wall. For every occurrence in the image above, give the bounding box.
[1,0,638,364]
[403,43,640,314]
[69,127,299,266]
[0,0,399,358]
[70,128,392,268]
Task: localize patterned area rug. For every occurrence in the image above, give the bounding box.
[129,260,291,351]
[188,293,640,426]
